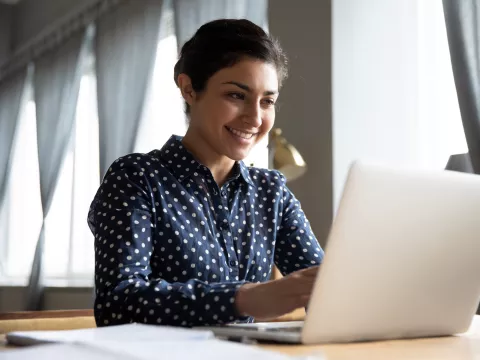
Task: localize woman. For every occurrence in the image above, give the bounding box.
[88,19,324,327]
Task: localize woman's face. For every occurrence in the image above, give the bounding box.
[183,58,279,161]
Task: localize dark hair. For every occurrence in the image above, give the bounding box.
[174,19,288,114]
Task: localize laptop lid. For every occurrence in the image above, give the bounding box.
[302,161,480,344]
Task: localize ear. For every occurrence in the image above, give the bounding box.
[177,74,196,107]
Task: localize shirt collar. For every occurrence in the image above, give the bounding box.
[237,160,256,188]
[159,135,256,187]
[158,135,201,181]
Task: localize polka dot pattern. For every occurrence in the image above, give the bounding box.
[88,136,324,327]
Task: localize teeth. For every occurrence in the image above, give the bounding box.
[227,127,255,139]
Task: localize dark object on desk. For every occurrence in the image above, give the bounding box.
[445,153,474,173]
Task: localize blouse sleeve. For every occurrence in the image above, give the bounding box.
[274,172,324,275]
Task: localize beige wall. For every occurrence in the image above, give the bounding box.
[0,287,93,311]
[268,0,333,249]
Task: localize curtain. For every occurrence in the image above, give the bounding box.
[96,0,164,178]
[26,27,92,311]
[0,68,29,275]
[442,0,480,174]
[173,0,268,50]
[0,69,28,220]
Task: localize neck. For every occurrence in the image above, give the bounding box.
[182,129,235,187]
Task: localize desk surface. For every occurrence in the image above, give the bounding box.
[1,316,480,359]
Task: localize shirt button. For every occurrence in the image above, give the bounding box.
[229,260,236,266]
[221,191,227,197]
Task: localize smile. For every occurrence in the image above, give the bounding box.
[226,126,257,139]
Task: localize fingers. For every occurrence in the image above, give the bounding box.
[280,277,316,298]
[278,265,319,298]
[296,265,320,277]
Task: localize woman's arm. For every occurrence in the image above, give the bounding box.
[274,172,325,275]
[231,172,324,321]
[89,161,249,327]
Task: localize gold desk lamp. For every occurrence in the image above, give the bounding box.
[269,128,307,182]
[269,128,307,282]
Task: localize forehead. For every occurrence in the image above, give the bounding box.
[209,59,279,92]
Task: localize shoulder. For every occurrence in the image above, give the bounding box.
[102,150,177,185]
[103,150,163,179]
[246,166,287,189]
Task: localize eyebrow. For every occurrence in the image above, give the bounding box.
[222,81,278,96]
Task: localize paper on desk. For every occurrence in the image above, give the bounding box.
[83,338,324,360]
[0,343,121,360]
[0,340,323,360]
[6,323,214,347]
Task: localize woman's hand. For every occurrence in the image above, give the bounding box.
[235,266,320,321]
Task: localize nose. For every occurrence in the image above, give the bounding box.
[243,102,262,128]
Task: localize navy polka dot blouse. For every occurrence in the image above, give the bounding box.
[88,135,324,327]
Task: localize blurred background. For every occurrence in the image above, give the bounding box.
[0,0,474,312]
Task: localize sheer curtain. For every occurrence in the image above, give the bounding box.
[96,0,164,178]
[27,27,93,310]
[2,89,41,284]
[134,1,186,153]
[173,0,268,49]
[2,34,99,288]
[43,50,99,285]
[0,68,30,278]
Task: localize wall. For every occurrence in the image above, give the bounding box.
[332,0,419,209]
[0,4,13,66]
[12,0,98,50]
[268,0,333,248]
[0,287,93,311]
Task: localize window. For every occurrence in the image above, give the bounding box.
[3,54,99,286]
[135,6,186,153]
[43,54,99,285]
[3,89,42,284]
[416,0,468,169]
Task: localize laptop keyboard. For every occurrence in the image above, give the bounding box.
[264,326,303,333]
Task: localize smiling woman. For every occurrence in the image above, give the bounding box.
[88,19,324,328]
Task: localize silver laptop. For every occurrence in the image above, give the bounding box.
[199,161,480,344]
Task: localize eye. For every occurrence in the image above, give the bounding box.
[228,92,245,100]
[261,98,276,106]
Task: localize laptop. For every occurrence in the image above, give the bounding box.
[199,161,480,344]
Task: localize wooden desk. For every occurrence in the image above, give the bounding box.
[1,313,480,359]
[259,315,480,359]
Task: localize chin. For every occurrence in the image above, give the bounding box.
[225,148,251,162]
[227,153,249,162]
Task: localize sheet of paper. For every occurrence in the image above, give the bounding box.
[0,343,121,360]
[2,338,323,360]
[83,338,324,360]
[6,323,213,346]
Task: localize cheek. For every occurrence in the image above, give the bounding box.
[261,111,275,132]
[206,98,239,126]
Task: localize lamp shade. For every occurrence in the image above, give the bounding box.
[269,128,307,182]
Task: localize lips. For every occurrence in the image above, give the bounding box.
[226,126,257,139]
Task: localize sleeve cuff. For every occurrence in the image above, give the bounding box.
[197,281,252,325]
